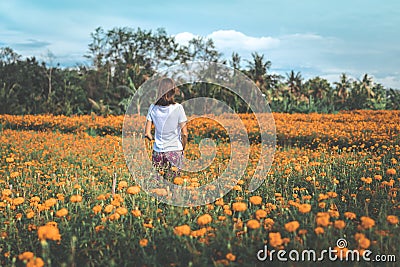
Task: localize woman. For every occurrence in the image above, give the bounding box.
[144,77,188,180]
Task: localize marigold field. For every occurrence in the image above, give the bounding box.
[0,110,399,266]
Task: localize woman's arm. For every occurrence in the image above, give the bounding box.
[144,120,153,140]
[180,122,188,150]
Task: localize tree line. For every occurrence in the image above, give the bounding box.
[1,27,399,115]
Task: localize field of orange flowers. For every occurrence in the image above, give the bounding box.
[0,111,399,266]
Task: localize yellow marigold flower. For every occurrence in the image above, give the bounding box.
[226,253,236,261]
[247,219,261,230]
[174,224,191,236]
[360,216,375,229]
[344,212,357,220]
[314,227,324,235]
[6,157,14,163]
[55,208,68,218]
[18,251,34,261]
[197,214,212,226]
[387,215,399,225]
[12,197,25,206]
[70,195,82,203]
[334,220,346,230]
[126,186,140,195]
[284,221,300,232]
[139,238,148,247]
[37,225,61,241]
[249,196,262,205]
[115,207,128,216]
[232,202,247,212]
[104,204,114,213]
[298,203,311,213]
[26,257,44,267]
[386,168,396,175]
[268,232,283,247]
[358,237,370,249]
[131,209,142,217]
[92,205,102,214]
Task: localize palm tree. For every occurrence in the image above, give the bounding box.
[334,73,351,105]
[286,70,303,98]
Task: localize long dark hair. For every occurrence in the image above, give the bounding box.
[155,77,177,106]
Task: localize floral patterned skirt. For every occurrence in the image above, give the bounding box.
[151,150,183,180]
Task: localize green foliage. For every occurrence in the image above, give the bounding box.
[1,26,399,116]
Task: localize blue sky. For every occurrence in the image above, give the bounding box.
[1,0,399,88]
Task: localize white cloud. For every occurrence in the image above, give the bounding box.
[208,30,280,51]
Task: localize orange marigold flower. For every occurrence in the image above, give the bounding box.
[298,203,312,213]
[314,227,324,235]
[92,205,102,214]
[315,212,330,227]
[386,168,396,175]
[354,232,366,241]
[232,202,247,212]
[360,216,375,229]
[117,181,128,190]
[249,196,262,205]
[197,214,212,226]
[26,211,35,219]
[255,209,268,220]
[70,195,82,203]
[37,225,61,241]
[12,197,25,206]
[191,227,207,237]
[268,232,283,247]
[334,247,349,260]
[55,208,68,218]
[344,212,357,220]
[226,253,236,261]
[131,209,142,217]
[284,221,300,232]
[174,224,191,236]
[126,186,140,195]
[44,198,57,208]
[26,257,44,267]
[18,251,34,261]
[334,220,346,230]
[116,207,128,216]
[358,237,370,249]
[109,213,120,221]
[104,204,114,213]
[247,219,261,230]
[387,215,399,225]
[139,238,148,247]
[173,177,184,185]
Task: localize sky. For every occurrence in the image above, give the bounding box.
[1,0,399,88]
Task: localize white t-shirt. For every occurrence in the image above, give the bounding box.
[146,103,187,152]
